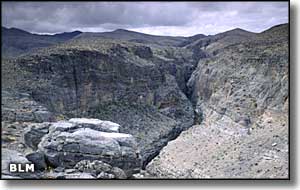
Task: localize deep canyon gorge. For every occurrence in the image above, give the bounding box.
[1,23,289,179]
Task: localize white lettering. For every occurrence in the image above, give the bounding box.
[9,164,17,172]
[9,163,35,173]
[26,164,35,172]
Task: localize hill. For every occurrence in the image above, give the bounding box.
[1,27,82,58]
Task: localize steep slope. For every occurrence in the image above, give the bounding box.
[2,37,201,167]
[187,24,288,123]
[146,24,289,178]
[146,111,288,178]
[1,27,82,58]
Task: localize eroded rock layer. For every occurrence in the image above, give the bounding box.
[146,24,289,179]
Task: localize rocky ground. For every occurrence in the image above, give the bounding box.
[2,117,140,179]
[146,110,288,178]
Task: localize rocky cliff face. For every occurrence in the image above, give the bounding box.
[146,24,289,178]
[188,24,288,125]
[2,37,199,168]
[1,24,289,179]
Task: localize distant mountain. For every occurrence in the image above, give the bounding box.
[3,24,288,59]
[1,27,208,58]
[255,23,288,43]
[2,27,32,36]
[175,33,207,47]
[52,31,82,40]
[75,28,206,47]
[184,27,256,55]
[1,27,82,58]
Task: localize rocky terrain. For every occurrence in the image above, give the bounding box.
[1,23,289,179]
[2,118,140,179]
[146,110,288,178]
[146,24,289,178]
[2,36,199,168]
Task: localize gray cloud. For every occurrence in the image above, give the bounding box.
[2,2,288,36]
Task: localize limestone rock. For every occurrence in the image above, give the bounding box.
[2,90,54,123]
[34,110,53,123]
[74,160,127,179]
[64,172,95,179]
[25,151,47,171]
[97,172,115,179]
[38,119,141,175]
[69,118,120,132]
[23,122,51,150]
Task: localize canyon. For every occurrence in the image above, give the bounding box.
[1,23,289,179]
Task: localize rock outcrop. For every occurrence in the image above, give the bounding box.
[37,118,141,175]
[74,160,127,179]
[23,122,51,150]
[146,24,289,178]
[2,90,55,123]
[42,160,128,179]
[2,118,141,179]
[25,151,47,171]
[187,24,288,127]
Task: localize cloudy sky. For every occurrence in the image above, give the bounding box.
[2,1,288,36]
